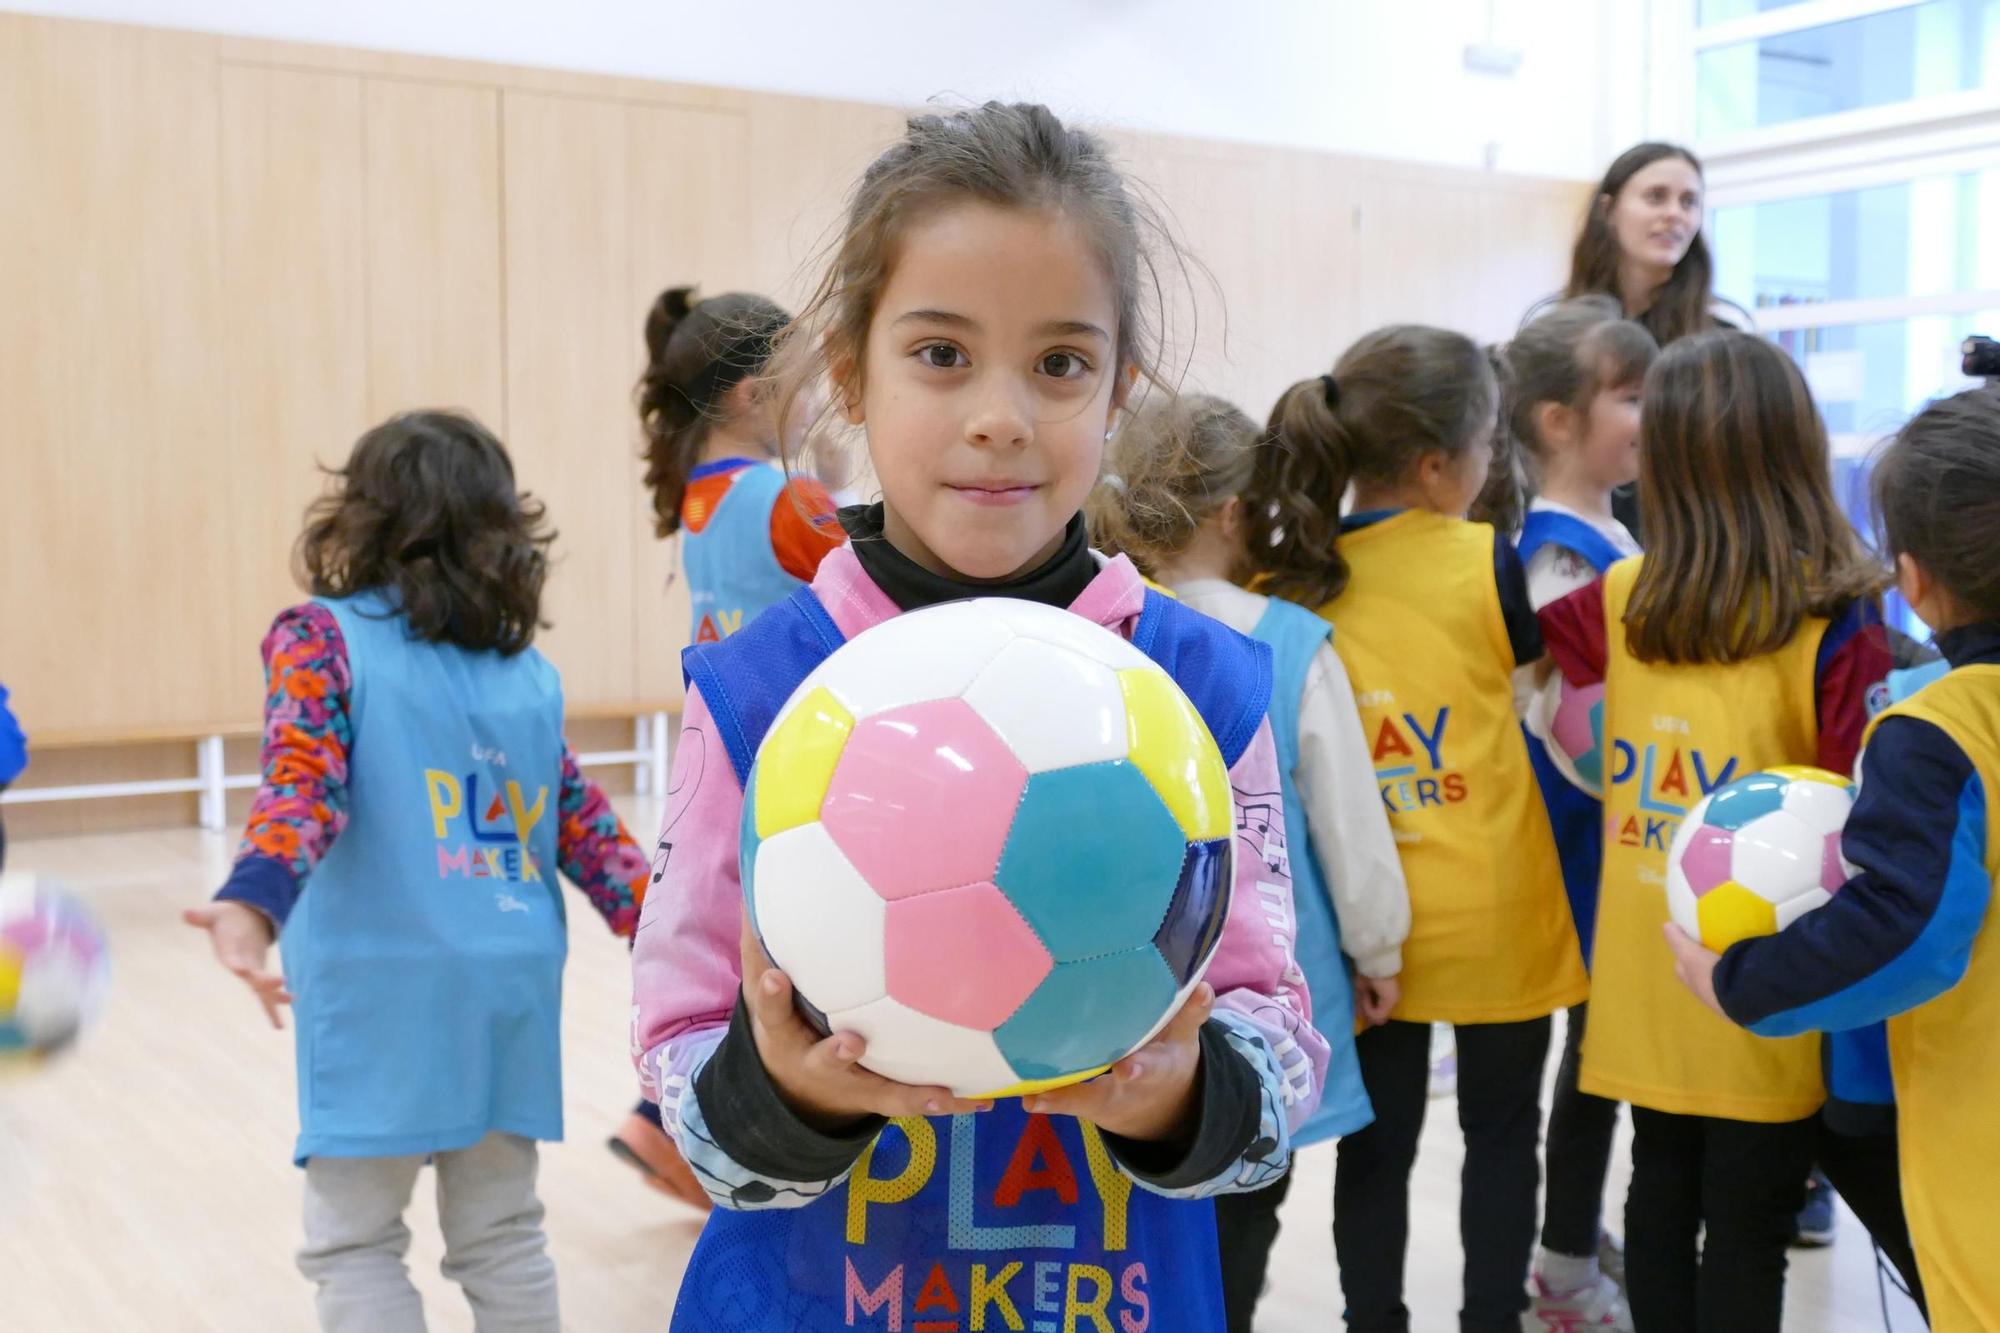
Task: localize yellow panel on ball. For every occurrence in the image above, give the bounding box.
[1117,668,1231,842]
[1765,764,1850,787]
[976,1063,1112,1100]
[754,687,856,840]
[1696,880,1778,952]
[0,949,20,1014]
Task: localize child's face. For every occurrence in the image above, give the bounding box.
[844,202,1122,582]
[1579,381,1644,490]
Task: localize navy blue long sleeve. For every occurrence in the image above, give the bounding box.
[1715,623,2000,1036]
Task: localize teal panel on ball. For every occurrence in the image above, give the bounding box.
[1702,772,1790,832]
[994,760,1188,961]
[738,769,764,915]
[994,947,1179,1083]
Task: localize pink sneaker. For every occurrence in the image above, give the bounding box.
[1522,1272,1632,1331]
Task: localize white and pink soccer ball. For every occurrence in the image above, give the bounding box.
[740,598,1235,1099]
[1529,676,1606,798]
[1667,767,1855,952]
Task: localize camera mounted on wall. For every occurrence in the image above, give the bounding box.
[1966,335,2000,384]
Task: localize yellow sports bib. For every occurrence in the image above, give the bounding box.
[1319,511,1585,1024]
[1866,664,2000,1333]
[1584,557,1826,1121]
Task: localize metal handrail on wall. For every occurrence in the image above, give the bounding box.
[0,710,676,832]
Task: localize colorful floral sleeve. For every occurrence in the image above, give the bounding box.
[556,750,646,939]
[214,603,353,929]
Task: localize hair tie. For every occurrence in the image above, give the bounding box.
[1319,373,1340,410]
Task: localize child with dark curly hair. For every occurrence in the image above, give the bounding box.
[184,410,648,1333]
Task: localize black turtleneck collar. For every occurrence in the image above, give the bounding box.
[1935,620,2000,669]
[837,503,1098,614]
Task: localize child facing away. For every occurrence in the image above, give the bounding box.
[613,284,846,1205]
[1259,326,1590,1333]
[1501,294,1657,1332]
[1666,386,2000,1332]
[1536,331,1893,1332]
[184,411,649,1333]
[629,102,1329,1333]
[1089,392,1411,1333]
[638,285,846,648]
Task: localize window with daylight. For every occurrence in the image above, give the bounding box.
[1686,0,2000,634]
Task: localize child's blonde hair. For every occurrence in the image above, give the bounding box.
[764,101,1180,458]
[1087,393,1262,578]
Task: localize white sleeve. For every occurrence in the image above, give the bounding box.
[1525,545,1596,612]
[1515,545,1599,716]
[1294,641,1411,978]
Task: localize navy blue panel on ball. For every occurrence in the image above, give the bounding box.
[1154,837,1232,984]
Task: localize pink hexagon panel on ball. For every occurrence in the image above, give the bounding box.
[1678,825,1736,898]
[883,883,1053,1030]
[819,697,1029,901]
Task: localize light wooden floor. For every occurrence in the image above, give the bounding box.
[0,804,1926,1331]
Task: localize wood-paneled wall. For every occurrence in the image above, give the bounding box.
[0,12,1587,833]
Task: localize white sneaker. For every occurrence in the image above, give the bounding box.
[1597,1231,1626,1294]
[1522,1272,1633,1332]
[1427,1023,1458,1099]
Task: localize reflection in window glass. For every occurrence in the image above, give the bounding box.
[1770,313,1996,638]
[1711,169,2000,308]
[1699,0,1818,23]
[1698,0,2000,135]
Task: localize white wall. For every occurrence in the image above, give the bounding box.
[7,0,1652,180]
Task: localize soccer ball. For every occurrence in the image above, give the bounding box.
[0,875,110,1062]
[1667,767,1854,953]
[742,598,1233,1099]
[1529,674,1606,798]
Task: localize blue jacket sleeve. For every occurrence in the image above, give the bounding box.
[0,685,25,787]
[1714,715,1991,1035]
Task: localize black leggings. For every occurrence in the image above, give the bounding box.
[1541,1003,1622,1258]
[1624,1107,1816,1332]
[1214,1168,1293,1333]
[1817,1119,1927,1319]
[1334,1017,1552,1333]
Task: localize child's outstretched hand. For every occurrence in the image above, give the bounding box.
[1022,982,1214,1146]
[1354,973,1400,1027]
[183,901,291,1029]
[738,916,991,1132]
[1664,923,1727,1020]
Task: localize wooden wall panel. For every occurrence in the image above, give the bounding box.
[1,12,1589,833]
[1353,166,1583,345]
[501,91,639,707]
[362,79,506,427]
[626,104,755,702]
[0,20,231,735]
[215,63,371,722]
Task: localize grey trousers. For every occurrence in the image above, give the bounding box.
[297,1131,558,1332]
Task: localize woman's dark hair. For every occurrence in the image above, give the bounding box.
[1626,331,1886,664]
[296,411,555,654]
[1874,387,2000,622]
[1248,325,1499,609]
[639,286,791,537]
[1565,143,1715,347]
